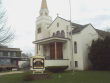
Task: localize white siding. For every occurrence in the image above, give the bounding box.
[35,16,100,71]
[72,25,98,70]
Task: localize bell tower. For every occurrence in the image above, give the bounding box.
[35,0,52,55]
[35,0,52,40]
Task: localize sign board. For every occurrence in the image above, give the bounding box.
[32,58,44,69]
[30,56,45,73]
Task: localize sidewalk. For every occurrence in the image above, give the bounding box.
[0,71,24,76]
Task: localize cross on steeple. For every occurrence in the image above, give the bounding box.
[57,13,59,17]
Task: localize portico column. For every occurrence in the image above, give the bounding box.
[37,44,38,54]
[55,42,57,59]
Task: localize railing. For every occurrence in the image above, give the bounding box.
[45,56,67,60]
[0,56,29,59]
[0,64,17,68]
[45,59,69,67]
[0,56,21,58]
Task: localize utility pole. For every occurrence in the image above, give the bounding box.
[69,0,74,72]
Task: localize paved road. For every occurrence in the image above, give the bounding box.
[0,71,24,76]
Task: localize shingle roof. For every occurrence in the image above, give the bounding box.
[96,29,110,38]
[72,23,89,34]
[71,22,110,38]
[49,16,110,38]
[71,23,110,38]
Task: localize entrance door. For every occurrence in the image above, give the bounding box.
[49,42,63,60]
[50,43,55,59]
[57,42,63,59]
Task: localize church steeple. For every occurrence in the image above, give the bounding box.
[35,0,52,54]
[41,0,48,9]
[40,0,49,16]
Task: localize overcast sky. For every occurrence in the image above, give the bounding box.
[2,0,110,54]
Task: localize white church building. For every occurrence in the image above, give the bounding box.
[33,0,109,70]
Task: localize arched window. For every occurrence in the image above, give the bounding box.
[57,23,59,27]
[74,41,77,53]
[61,30,65,37]
[53,33,55,36]
[45,12,48,16]
[37,28,41,33]
[56,31,60,37]
[75,61,78,67]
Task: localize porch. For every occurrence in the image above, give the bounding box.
[45,59,69,67]
[33,37,69,67]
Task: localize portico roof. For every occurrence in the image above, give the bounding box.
[33,37,69,44]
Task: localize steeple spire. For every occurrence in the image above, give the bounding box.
[41,0,48,9]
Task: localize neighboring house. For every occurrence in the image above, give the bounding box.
[0,46,21,69]
[33,0,110,70]
[18,53,30,69]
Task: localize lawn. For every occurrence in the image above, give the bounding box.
[0,71,110,83]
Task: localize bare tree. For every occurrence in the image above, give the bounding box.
[0,0,14,45]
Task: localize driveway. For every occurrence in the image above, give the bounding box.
[0,71,24,76]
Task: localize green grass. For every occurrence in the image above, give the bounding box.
[0,71,110,83]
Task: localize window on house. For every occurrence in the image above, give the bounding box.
[0,52,3,56]
[53,33,55,36]
[37,28,41,33]
[56,31,60,37]
[74,41,77,53]
[57,23,59,27]
[13,52,16,57]
[75,61,78,67]
[45,12,48,16]
[61,30,65,37]
[8,52,10,57]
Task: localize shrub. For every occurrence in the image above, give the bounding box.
[89,37,110,70]
[23,74,35,81]
[22,71,35,81]
[23,71,49,81]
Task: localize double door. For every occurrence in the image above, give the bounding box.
[50,42,63,59]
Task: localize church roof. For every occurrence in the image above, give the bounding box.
[48,16,110,38]
[71,23,89,34]
[72,23,110,38]
[33,37,69,44]
[48,16,89,34]
[96,29,110,38]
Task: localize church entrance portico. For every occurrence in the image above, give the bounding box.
[33,37,68,60]
[43,42,63,60]
[33,37,69,67]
